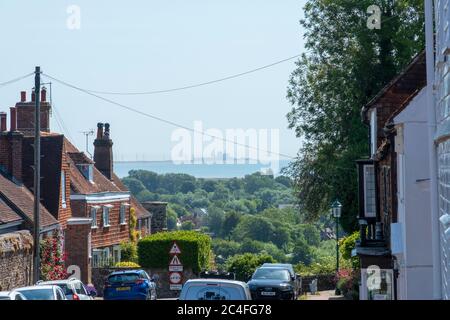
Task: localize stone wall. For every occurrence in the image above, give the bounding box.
[92,266,197,298]
[301,274,336,292]
[143,202,167,233]
[0,230,33,291]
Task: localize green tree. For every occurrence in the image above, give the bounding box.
[167,207,178,231]
[221,211,241,239]
[226,253,275,281]
[181,221,195,230]
[286,0,425,232]
[232,215,274,243]
[122,177,146,195]
[291,237,315,265]
[206,207,225,235]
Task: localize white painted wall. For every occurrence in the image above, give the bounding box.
[394,88,434,299]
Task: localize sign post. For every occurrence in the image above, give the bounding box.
[169,241,183,290]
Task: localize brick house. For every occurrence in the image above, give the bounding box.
[0,89,151,283]
[355,51,431,299]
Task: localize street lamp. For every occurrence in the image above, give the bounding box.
[331,200,342,295]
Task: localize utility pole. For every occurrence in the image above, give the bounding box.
[33,66,41,284]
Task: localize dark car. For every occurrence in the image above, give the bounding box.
[247,267,297,300]
[103,270,157,300]
[261,263,302,295]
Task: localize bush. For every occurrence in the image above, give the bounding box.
[339,231,360,268]
[138,231,212,272]
[336,269,360,300]
[226,253,275,281]
[120,241,138,263]
[115,261,141,268]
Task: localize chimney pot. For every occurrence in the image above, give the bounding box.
[41,87,47,102]
[20,91,26,102]
[31,90,36,102]
[0,112,6,132]
[96,122,104,139]
[10,107,16,131]
[104,123,110,138]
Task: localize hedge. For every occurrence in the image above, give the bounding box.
[137,231,212,272]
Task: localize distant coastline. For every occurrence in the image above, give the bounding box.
[114,160,291,179]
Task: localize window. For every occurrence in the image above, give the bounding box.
[77,164,94,182]
[119,204,126,225]
[364,165,376,218]
[61,171,66,208]
[90,207,98,228]
[103,206,111,227]
[113,245,121,264]
[382,167,391,215]
[370,109,377,156]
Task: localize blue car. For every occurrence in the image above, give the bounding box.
[103,270,157,300]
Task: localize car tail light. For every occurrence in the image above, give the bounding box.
[135,279,145,285]
[73,293,80,300]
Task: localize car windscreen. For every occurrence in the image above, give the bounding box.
[17,289,54,300]
[108,273,139,283]
[54,284,73,295]
[252,269,290,280]
[185,285,243,300]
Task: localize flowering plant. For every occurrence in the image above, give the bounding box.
[40,230,69,281]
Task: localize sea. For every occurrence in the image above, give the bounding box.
[114,160,292,179]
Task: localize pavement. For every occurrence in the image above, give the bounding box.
[303,290,345,300]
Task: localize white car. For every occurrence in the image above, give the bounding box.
[15,285,67,300]
[37,278,94,300]
[0,291,27,300]
[179,279,252,300]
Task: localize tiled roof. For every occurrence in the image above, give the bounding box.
[64,138,124,194]
[361,50,427,123]
[67,152,94,165]
[0,200,22,224]
[112,173,151,219]
[0,173,59,228]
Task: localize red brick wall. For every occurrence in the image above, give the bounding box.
[71,200,130,249]
[57,151,72,228]
[0,133,23,182]
[15,103,51,135]
[65,224,91,283]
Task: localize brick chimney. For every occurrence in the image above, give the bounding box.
[0,112,6,132]
[15,89,51,135]
[142,202,168,233]
[10,107,16,131]
[93,122,114,180]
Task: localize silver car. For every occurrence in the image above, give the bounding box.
[37,278,94,300]
[179,279,252,300]
[0,291,27,300]
[15,285,67,300]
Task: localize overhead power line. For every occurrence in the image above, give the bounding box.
[69,55,301,95]
[0,72,34,87]
[43,73,295,160]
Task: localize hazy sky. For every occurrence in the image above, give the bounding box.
[0,0,306,161]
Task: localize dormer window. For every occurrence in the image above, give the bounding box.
[77,164,94,182]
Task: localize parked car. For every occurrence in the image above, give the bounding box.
[261,263,302,295]
[179,279,252,300]
[14,285,67,300]
[0,291,27,300]
[247,267,297,300]
[103,270,157,300]
[37,278,95,300]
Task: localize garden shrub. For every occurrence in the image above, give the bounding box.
[120,241,138,263]
[225,253,275,281]
[138,230,212,272]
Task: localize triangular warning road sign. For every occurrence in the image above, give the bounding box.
[170,255,182,266]
[169,242,181,254]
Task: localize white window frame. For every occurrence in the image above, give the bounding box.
[103,205,112,227]
[61,171,66,208]
[113,245,121,264]
[90,206,99,229]
[364,164,376,218]
[119,204,128,225]
[370,109,377,156]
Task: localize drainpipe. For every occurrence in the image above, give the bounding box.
[425,0,442,300]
